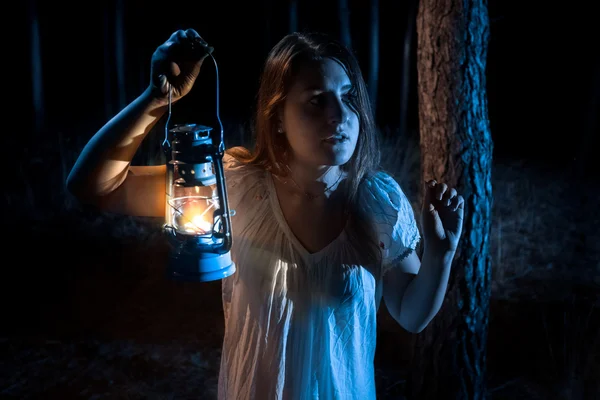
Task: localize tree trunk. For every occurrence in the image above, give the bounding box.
[398,0,418,140]
[338,0,352,49]
[115,0,126,111]
[573,55,599,180]
[103,5,114,120]
[408,1,493,399]
[29,0,44,135]
[263,0,273,55]
[288,0,298,33]
[367,0,379,116]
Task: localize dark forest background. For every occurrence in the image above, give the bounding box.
[2,0,599,399]
[18,0,600,169]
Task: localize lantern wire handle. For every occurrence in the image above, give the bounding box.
[162,84,172,150]
[209,53,224,153]
[162,53,223,152]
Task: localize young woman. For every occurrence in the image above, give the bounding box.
[67,28,464,399]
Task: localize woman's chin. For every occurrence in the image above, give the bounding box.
[319,146,354,166]
[292,144,355,167]
[314,152,353,167]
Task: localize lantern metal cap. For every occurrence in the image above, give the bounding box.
[170,123,213,141]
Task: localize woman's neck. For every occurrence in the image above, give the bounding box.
[285,160,345,199]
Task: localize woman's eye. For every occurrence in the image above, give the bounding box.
[343,92,356,104]
[309,92,355,107]
[309,95,324,106]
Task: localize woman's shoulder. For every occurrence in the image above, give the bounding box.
[223,146,266,190]
[223,146,250,167]
[357,169,416,215]
[359,169,402,197]
[223,147,262,173]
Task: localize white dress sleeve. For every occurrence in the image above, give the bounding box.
[220,151,268,324]
[359,171,421,275]
[222,151,265,213]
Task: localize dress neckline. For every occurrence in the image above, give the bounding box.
[266,172,348,260]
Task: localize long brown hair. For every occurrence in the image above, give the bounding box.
[227,31,382,207]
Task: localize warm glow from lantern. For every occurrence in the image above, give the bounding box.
[170,192,219,236]
[184,214,213,234]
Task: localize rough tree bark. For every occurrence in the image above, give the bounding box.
[408,1,493,399]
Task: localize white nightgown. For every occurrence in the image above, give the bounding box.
[217,153,421,400]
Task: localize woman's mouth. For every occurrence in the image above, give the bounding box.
[322,134,348,144]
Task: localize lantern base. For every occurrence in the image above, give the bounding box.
[166,250,236,282]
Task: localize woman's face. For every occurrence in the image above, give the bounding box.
[280,58,360,168]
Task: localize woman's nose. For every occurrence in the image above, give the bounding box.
[328,96,349,126]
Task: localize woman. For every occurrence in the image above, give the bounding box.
[67,28,464,399]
